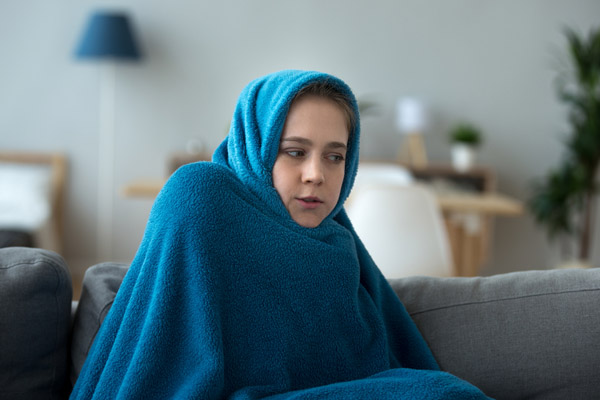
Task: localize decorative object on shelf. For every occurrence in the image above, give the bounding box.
[449,123,482,172]
[396,97,428,167]
[529,26,600,267]
[357,97,380,117]
[167,151,211,176]
[74,10,143,261]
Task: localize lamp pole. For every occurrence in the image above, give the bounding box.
[97,62,116,259]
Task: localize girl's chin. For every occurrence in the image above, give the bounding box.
[292,214,323,228]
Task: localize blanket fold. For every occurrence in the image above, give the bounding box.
[71,70,490,399]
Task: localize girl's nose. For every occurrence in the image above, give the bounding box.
[302,156,324,184]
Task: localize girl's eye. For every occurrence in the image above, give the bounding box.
[286,150,305,158]
[327,154,345,163]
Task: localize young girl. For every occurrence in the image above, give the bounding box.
[71,70,490,399]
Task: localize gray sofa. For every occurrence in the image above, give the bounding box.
[1,246,599,399]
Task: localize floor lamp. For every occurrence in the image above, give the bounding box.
[74,11,142,261]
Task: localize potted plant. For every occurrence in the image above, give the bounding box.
[528,26,600,266]
[449,123,482,172]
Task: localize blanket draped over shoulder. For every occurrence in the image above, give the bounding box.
[71,70,490,399]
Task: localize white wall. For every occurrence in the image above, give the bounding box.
[1,0,599,275]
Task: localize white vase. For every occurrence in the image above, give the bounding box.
[451,144,476,172]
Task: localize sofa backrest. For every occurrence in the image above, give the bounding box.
[390,268,600,400]
[70,262,127,386]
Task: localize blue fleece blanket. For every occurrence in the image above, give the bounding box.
[71,70,490,399]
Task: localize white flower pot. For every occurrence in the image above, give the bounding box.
[451,144,476,172]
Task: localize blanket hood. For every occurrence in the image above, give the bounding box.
[213,70,360,227]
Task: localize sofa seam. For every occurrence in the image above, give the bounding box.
[85,299,115,355]
[407,287,600,316]
[0,256,60,270]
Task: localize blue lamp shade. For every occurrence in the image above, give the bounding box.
[75,11,142,60]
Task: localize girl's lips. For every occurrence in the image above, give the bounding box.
[297,197,323,209]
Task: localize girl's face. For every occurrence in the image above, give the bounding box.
[272,95,349,228]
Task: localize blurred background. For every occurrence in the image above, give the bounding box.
[1,0,599,283]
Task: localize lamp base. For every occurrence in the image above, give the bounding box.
[397,133,428,168]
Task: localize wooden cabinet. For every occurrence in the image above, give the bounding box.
[404,164,521,276]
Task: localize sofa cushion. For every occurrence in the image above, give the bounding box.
[0,247,72,400]
[70,262,128,385]
[390,268,600,400]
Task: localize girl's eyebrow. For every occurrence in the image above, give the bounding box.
[282,136,347,150]
[281,137,312,146]
[327,141,348,150]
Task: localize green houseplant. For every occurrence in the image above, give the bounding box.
[529,27,600,264]
[450,123,483,147]
[449,123,483,171]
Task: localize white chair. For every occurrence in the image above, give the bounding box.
[347,162,414,207]
[353,162,414,187]
[347,183,454,279]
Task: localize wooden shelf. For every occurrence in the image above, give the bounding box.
[403,163,496,192]
[437,193,523,215]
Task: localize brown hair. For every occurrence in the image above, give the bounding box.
[292,80,357,134]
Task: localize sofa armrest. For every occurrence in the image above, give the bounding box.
[0,247,72,400]
[390,268,600,400]
[70,262,128,386]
